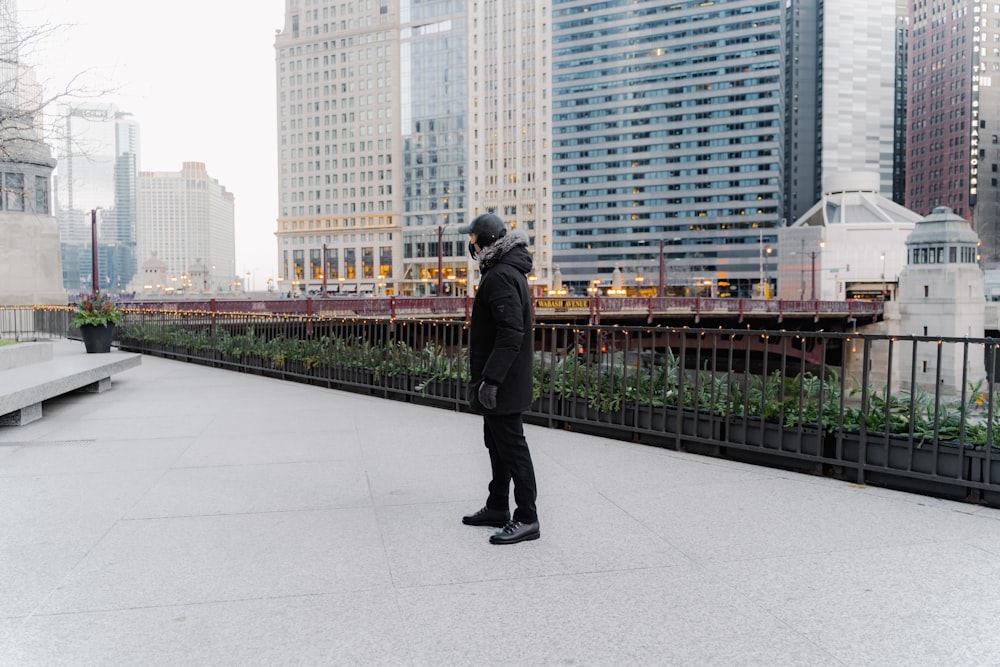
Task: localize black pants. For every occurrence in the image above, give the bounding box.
[483,412,537,524]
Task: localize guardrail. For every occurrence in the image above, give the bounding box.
[0,306,72,341]
[10,304,986,506]
[76,306,996,509]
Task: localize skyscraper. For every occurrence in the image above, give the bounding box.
[0,0,63,306]
[135,162,235,294]
[468,1,553,291]
[786,0,903,218]
[273,1,404,297]
[53,103,139,293]
[906,1,1000,264]
[273,1,552,297]
[551,0,785,297]
[905,0,968,221]
[399,1,470,296]
[0,0,19,113]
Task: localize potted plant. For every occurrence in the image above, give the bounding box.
[72,291,123,353]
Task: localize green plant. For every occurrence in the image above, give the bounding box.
[71,292,123,327]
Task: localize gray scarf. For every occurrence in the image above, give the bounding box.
[477,229,529,270]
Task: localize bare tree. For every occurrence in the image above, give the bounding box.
[0,1,116,161]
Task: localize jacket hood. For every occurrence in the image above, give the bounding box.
[478,229,533,275]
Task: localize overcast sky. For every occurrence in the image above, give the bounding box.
[17,0,286,284]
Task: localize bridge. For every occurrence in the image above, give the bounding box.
[124,295,884,329]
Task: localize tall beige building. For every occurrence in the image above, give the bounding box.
[273,1,403,297]
[468,2,553,291]
[134,162,235,294]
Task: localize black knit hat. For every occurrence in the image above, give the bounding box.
[457,213,507,247]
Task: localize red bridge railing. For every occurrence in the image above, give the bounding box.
[117,295,883,325]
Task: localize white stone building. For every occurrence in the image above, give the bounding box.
[781,173,922,302]
[134,162,235,294]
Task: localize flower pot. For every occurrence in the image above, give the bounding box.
[80,323,115,353]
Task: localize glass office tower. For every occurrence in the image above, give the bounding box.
[550,0,785,297]
[53,103,139,293]
[400,0,469,296]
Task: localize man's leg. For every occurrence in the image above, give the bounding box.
[483,417,512,512]
[484,412,537,524]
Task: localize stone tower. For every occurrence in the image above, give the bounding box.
[897,206,986,394]
[0,119,64,305]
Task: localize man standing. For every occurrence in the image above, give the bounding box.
[459,212,539,545]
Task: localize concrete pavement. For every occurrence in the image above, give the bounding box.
[2,341,1000,665]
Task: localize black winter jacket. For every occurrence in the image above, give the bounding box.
[467,229,534,415]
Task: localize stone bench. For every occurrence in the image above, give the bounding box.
[0,349,142,425]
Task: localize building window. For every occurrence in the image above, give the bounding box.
[34,175,49,214]
[3,172,24,211]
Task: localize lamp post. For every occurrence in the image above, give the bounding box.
[880,251,887,300]
[90,209,100,293]
[765,246,772,298]
[437,225,444,297]
[322,243,328,296]
[657,239,665,298]
[810,240,825,300]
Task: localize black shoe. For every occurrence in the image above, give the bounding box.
[490,520,540,545]
[462,506,510,528]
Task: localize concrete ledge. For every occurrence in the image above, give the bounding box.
[0,401,41,425]
[0,351,141,425]
[0,341,54,370]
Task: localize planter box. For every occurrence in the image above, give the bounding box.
[377,374,412,396]
[625,404,723,454]
[966,448,1000,508]
[726,418,825,457]
[412,378,461,407]
[526,395,559,424]
[722,418,826,474]
[836,432,974,501]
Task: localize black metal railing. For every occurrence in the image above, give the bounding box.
[7,304,998,507]
[0,306,72,341]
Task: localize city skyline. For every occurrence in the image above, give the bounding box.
[16,0,284,285]
[13,0,986,301]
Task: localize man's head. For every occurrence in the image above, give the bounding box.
[458,213,507,253]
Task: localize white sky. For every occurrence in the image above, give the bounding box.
[16,0,286,285]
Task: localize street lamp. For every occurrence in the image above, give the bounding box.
[880,251,887,300]
[90,208,101,293]
[437,225,444,297]
[657,239,665,298]
[810,240,825,300]
[245,271,251,293]
[765,246,773,298]
[322,243,329,296]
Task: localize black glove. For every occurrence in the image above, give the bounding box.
[478,382,498,410]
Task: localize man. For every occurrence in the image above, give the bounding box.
[458,212,539,545]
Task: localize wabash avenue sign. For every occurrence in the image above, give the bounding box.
[535,298,590,309]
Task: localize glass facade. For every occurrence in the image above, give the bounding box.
[54,103,139,293]
[400,5,469,295]
[550,0,785,297]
